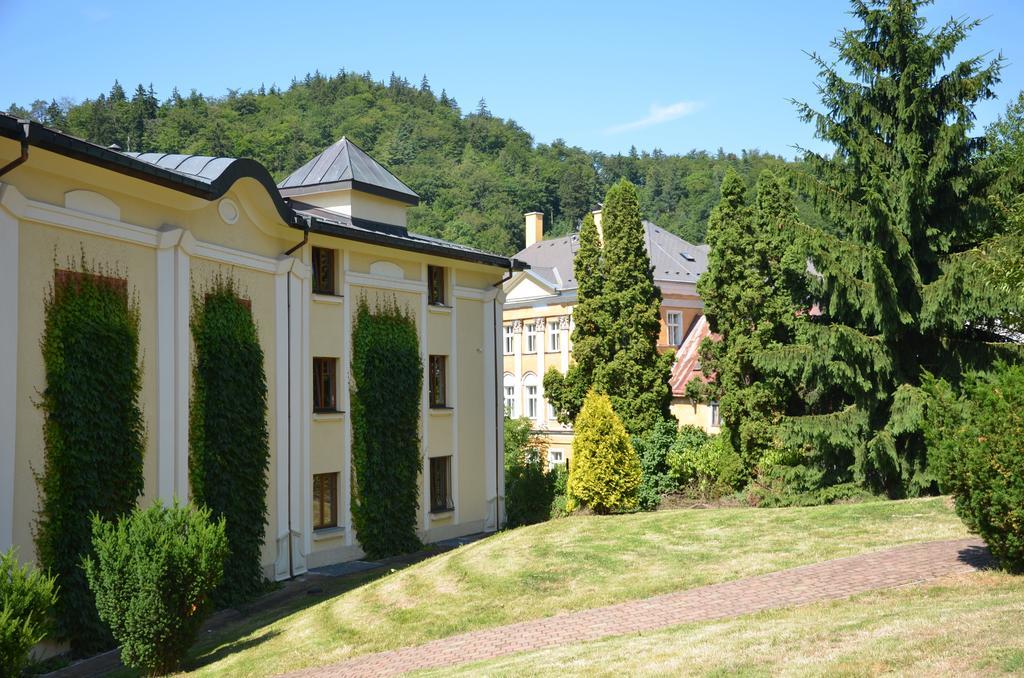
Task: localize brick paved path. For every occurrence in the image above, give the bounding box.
[290,537,989,678]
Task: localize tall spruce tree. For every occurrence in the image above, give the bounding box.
[544,211,608,422]
[765,0,1007,496]
[698,169,805,471]
[601,179,674,435]
[545,180,672,435]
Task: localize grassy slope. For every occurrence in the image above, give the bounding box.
[185,498,967,676]
[422,571,1024,677]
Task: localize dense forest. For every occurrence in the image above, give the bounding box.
[7,71,820,256]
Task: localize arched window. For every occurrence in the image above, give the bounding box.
[523,372,539,420]
[503,373,517,416]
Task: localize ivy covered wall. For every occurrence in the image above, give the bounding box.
[36,258,145,655]
[189,274,270,605]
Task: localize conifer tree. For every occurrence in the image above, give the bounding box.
[697,169,805,471]
[766,0,1006,496]
[544,212,608,422]
[568,391,641,514]
[601,179,674,435]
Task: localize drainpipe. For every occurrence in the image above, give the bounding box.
[0,121,29,179]
[493,266,514,530]
[282,216,310,579]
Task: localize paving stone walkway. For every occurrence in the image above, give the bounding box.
[290,537,990,677]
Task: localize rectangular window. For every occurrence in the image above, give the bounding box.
[313,472,338,529]
[312,247,336,295]
[548,321,561,352]
[429,355,448,408]
[548,449,565,466]
[428,265,446,306]
[667,311,684,346]
[503,324,515,355]
[711,401,721,428]
[526,384,538,419]
[430,456,454,513]
[547,400,558,422]
[313,357,338,412]
[525,322,537,353]
[503,384,516,416]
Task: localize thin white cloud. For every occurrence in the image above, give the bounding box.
[605,100,705,134]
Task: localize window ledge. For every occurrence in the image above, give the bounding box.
[428,303,453,314]
[429,407,454,416]
[313,526,345,541]
[313,411,345,421]
[313,293,344,305]
[429,509,454,519]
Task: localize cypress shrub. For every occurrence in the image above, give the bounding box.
[924,364,1024,573]
[190,275,270,606]
[36,260,145,654]
[0,548,58,677]
[568,392,641,514]
[84,502,227,675]
[350,297,422,558]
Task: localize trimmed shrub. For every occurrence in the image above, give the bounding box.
[924,364,1024,573]
[84,502,227,676]
[36,259,145,654]
[669,431,743,499]
[568,392,641,514]
[504,418,555,528]
[632,420,679,511]
[190,276,270,606]
[350,298,423,558]
[0,548,58,677]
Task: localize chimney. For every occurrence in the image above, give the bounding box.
[591,208,603,244]
[524,211,544,248]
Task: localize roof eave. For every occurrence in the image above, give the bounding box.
[279,179,420,206]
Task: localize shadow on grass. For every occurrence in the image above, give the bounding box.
[184,568,393,672]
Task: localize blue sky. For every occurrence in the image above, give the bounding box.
[2,0,1022,158]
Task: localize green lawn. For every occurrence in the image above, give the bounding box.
[419,571,1024,677]
[180,497,968,676]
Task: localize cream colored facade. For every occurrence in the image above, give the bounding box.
[502,210,719,461]
[0,119,513,576]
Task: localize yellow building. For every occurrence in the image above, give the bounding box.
[501,210,720,462]
[0,116,522,577]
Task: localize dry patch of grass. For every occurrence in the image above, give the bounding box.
[424,571,1024,677]
[182,498,968,677]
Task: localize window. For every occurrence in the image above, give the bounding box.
[548,449,565,466]
[667,311,684,346]
[547,400,558,422]
[711,401,721,428]
[313,358,338,412]
[429,355,448,408]
[503,373,516,416]
[430,456,453,513]
[525,385,538,419]
[548,320,561,352]
[313,472,338,529]
[428,265,446,305]
[312,247,336,295]
[503,324,515,355]
[525,322,537,353]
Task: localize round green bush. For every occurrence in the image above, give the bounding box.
[84,502,228,675]
[0,548,58,677]
[668,429,743,499]
[925,364,1024,573]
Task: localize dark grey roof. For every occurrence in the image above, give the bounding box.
[290,201,525,271]
[278,137,419,205]
[0,113,519,271]
[514,220,708,293]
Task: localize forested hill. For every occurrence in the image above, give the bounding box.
[7,71,819,256]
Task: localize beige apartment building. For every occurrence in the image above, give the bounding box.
[0,115,521,576]
[502,210,720,464]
